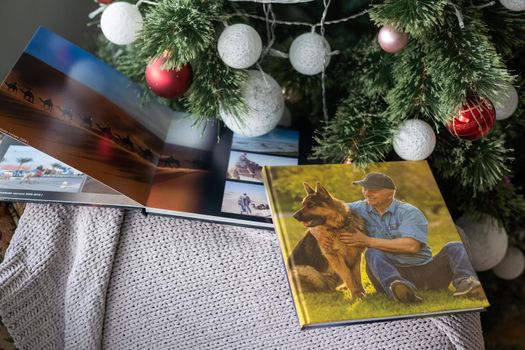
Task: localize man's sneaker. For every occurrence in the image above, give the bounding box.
[453,276,485,299]
[389,280,423,304]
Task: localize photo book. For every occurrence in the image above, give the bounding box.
[0,27,301,229]
[262,161,489,328]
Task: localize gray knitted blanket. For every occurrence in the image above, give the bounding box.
[0,204,484,349]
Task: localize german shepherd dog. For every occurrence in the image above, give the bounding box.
[290,182,367,298]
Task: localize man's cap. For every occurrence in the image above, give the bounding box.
[353,172,396,190]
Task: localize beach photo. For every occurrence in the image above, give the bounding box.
[227,150,298,183]
[0,144,84,193]
[221,181,271,218]
[231,128,299,157]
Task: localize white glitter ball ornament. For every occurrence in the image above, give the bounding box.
[289,32,331,76]
[393,119,436,160]
[456,215,508,271]
[220,70,284,137]
[218,24,262,69]
[493,84,519,120]
[100,2,143,45]
[493,246,525,280]
[499,0,525,11]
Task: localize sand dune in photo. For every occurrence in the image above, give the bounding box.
[0,92,156,202]
[0,52,176,203]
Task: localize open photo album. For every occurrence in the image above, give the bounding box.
[0,27,300,228]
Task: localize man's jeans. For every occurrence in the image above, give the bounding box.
[365,242,477,299]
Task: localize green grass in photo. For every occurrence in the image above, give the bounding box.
[298,289,486,325]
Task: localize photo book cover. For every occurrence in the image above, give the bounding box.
[262,161,490,328]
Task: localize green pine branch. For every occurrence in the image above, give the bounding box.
[384,40,440,124]
[137,0,225,69]
[311,94,394,167]
[333,36,394,99]
[481,3,525,59]
[423,6,513,119]
[369,0,448,37]
[185,50,246,124]
[431,130,513,194]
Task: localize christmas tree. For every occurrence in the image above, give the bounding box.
[91,0,525,345]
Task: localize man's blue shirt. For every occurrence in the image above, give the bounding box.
[348,199,433,266]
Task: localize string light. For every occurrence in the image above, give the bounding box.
[471,0,497,9]
[319,0,331,121]
[228,9,369,30]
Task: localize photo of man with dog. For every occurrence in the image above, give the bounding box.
[314,172,483,304]
[263,161,489,326]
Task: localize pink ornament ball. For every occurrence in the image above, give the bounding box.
[145,56,192,99]
[378,25,408,53]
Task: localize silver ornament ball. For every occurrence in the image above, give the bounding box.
[493,246,525,280]
[220,70,284,137]
[218,24,262,69]
[493,84,519,120]
[499,0,525,11]
[289,32,331,76]
[393,119,436,160]
[100,2,143,46]
[456,215,508,271]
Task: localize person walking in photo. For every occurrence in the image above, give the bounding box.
[238,192,252,215]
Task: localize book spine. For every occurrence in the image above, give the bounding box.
[262,166,308,328]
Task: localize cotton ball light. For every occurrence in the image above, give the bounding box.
[499,0,525,11]
[100,2,143,45]
[493,246,525,280]
[220,70,284,137]
[393,119,436,160]
[493,84,519,120]
[456,215,508,271]
[289,32,331,76]
[218,24,262,69]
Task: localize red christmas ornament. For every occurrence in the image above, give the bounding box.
[96,0,114,4]
[446,96,496,141]
[145,56,192,99]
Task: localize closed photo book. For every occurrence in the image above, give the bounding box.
[0,27,301,229]
[262,161,489,328]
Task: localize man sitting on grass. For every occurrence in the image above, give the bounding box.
[319,172,483,303]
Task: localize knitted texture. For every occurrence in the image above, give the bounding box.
[0,204,485,349]
[0,204,124,349]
